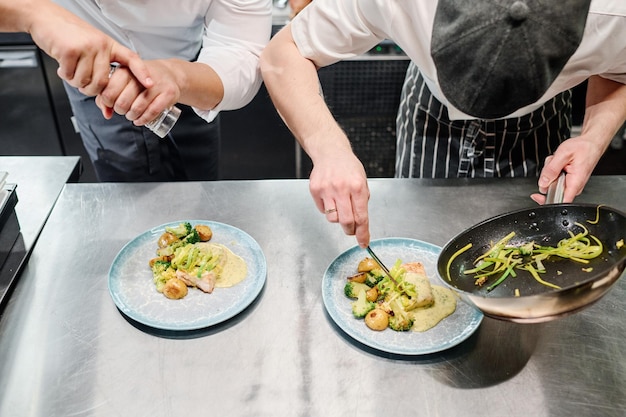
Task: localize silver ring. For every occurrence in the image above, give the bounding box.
[108,63,119,79]
[324,208,337,214]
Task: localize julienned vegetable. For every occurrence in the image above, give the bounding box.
[449,222,603,292]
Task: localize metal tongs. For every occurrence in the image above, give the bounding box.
[366,245,408,296]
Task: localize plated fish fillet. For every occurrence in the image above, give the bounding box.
[176,269,218,294]
[402,262,434,309]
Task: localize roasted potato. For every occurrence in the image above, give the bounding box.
[347,272,367,283]
[158,232,179,248]
[365,286,379,302]
[364,308,389,331]
[162,277,188,300]
[195,224,213,241]
[357,257,379,273]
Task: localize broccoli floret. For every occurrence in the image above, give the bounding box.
[151,259,171,274]
[344,281,372,299]
[183,228,200,244]
[351,288,376,318]
[387,297,414,331]
[364,269,385,287]
[388,315,413,332]
[165,222,193,238]
[151,260,176,292]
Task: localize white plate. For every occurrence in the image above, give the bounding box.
[322,238,483,355]
[108,220,266,331]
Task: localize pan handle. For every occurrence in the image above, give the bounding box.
[545,172,566,204]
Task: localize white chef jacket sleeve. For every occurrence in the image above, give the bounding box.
[194,0,272,122]
[290,0,388,67]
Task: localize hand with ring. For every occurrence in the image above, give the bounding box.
[309,146,371,248]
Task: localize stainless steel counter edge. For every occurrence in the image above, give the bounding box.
[0,156,81,312]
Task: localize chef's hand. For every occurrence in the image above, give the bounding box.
[530,134,605,204]
[28,2,152,95]
[96,59,180,124]
[309,148,371,248]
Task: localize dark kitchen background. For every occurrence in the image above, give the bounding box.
[2,18,625,182]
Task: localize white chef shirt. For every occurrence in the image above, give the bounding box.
[291,0,626,121]
[54,0,272,122]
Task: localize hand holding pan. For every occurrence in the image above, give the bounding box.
[437,173,626,323]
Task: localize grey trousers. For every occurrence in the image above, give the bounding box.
[63,83,220,182]
[395,62,572,178]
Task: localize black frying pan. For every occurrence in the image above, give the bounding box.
[437,196,626,323]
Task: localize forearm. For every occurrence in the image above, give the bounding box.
[260,25,353,163]
[0,0,41,32]
[164,59,224,111]
[532,76,626,204]
[580,75,626,154]
[261,24,371,247]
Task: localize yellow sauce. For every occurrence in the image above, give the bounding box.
[409,285,457,332]
[212,243,247,288]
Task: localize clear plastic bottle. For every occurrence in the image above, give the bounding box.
[145,105,181,138]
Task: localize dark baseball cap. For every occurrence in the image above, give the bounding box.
[431,0,591,119]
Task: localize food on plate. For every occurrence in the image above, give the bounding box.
[344,257,456,332]
[195,224,213,241]
[357,257,378,273]
[403,262,434,309]
[410,286,457,332]
[162,277,188,300]
[364,308,389,331]
[148,222,247,299]
[446,222,604,292]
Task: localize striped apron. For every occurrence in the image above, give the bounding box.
[395,62,572,178]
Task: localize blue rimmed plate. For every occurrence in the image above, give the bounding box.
[322,238,483,355]
[109,221,266,331]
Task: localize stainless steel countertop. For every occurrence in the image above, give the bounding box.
[1,176,625,417]
[0,156,80,310]
[0,156,80,249]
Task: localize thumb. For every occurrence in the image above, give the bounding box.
[110,45,153,89]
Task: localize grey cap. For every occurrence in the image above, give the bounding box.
[431,0,591,119]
